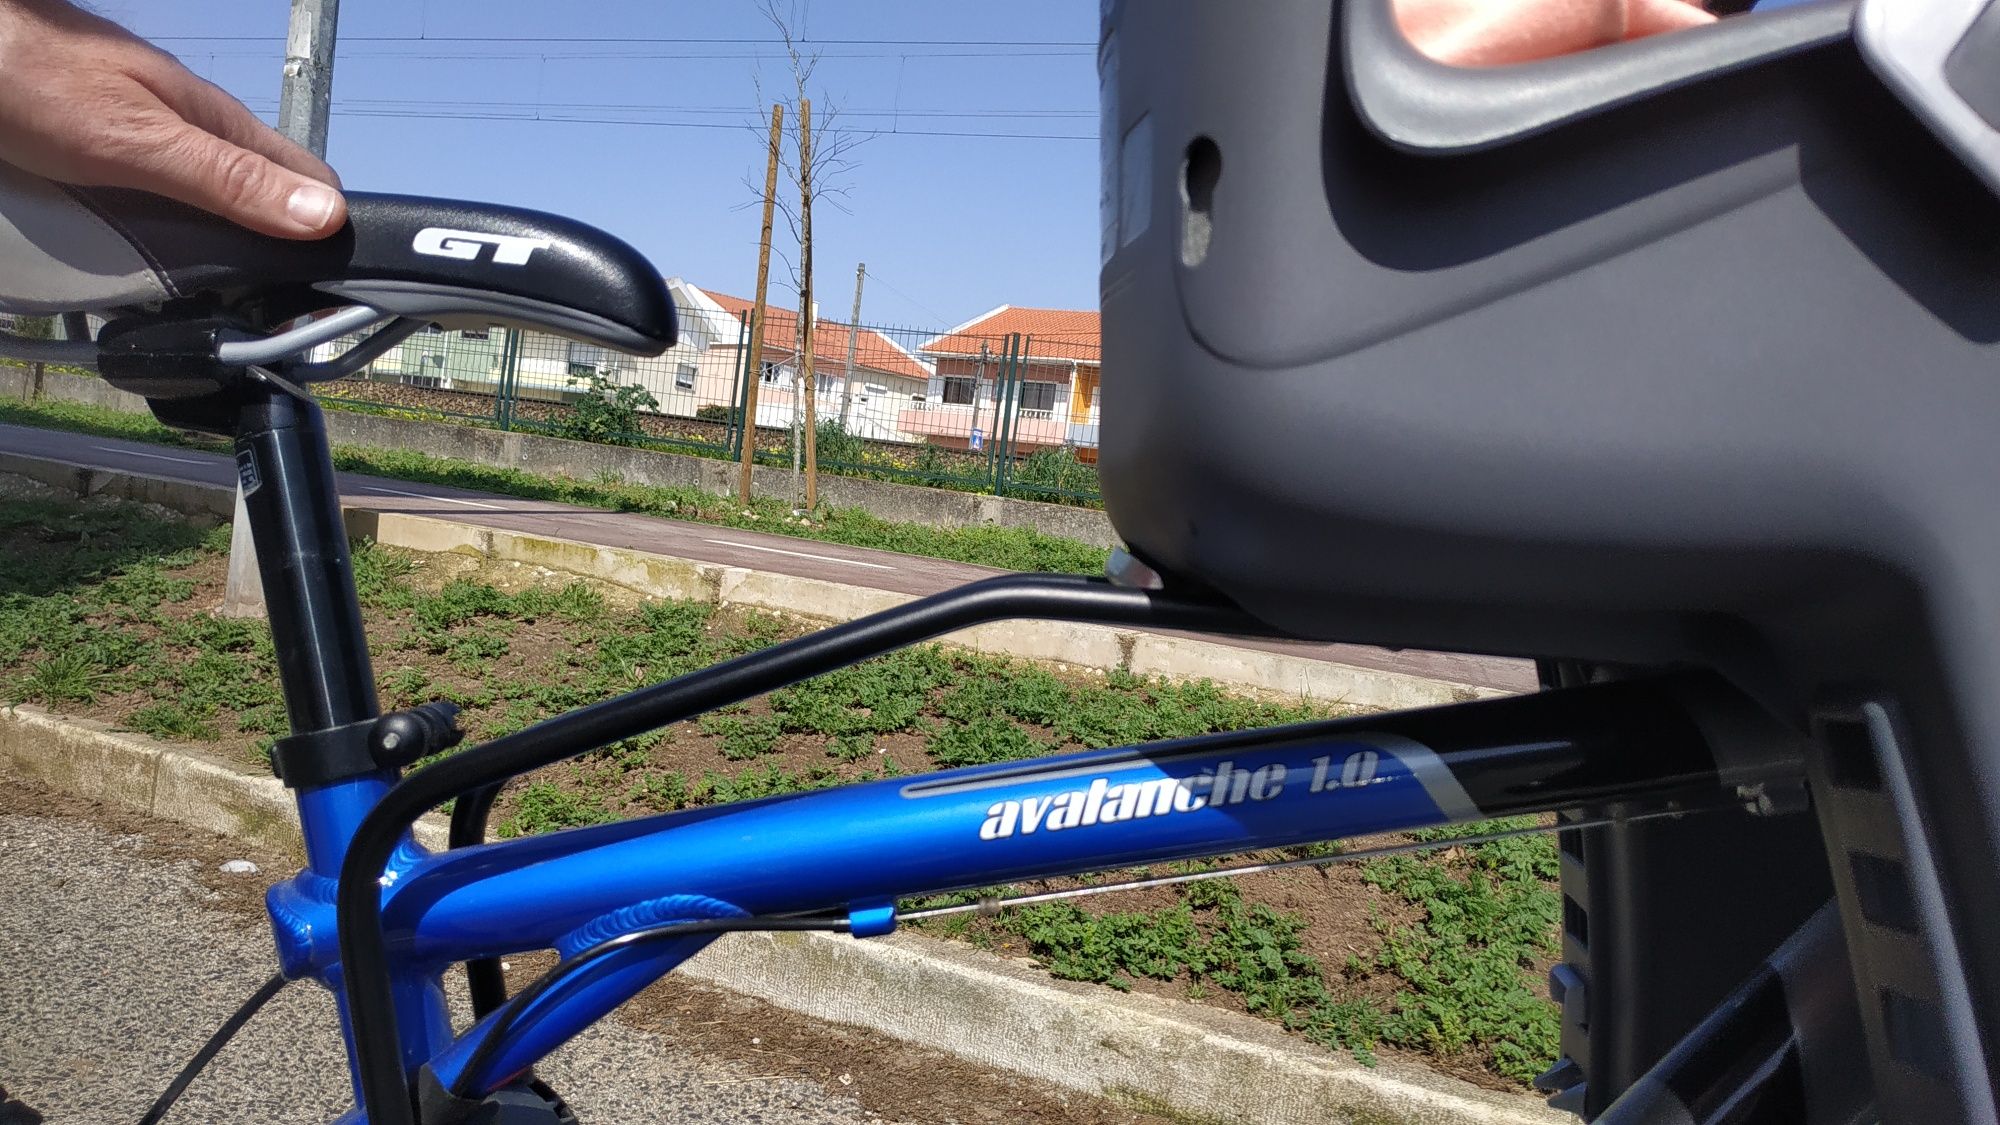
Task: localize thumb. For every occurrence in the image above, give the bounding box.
[124,120,348,240]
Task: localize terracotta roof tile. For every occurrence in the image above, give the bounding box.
[705,291,931,383]
[920,306,1100,363]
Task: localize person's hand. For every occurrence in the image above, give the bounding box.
[0,0,346,239]
[1396,0,1715,67]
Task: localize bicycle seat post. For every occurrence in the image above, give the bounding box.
[233,379,386,878]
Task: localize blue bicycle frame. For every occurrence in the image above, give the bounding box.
[230,384,1796,1124]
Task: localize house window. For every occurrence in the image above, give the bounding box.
[1018,381,1059,413]
[761,362,787,383]
[567,361,598,379]
[418,322,444,335]
[675,364,697,390]
[941,376,977,405]
[460,327,491,341]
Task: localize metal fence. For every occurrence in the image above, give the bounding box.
[313,310,1104,506]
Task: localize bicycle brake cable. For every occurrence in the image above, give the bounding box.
[901,801,1739,921]
[135,971,290,1125]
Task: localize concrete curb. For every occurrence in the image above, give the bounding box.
[0,706,449,855]
[0,450,1499,712]
[0,705,1566,1125]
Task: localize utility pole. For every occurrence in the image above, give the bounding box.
[225,0,339,619]
[838,263,864,429]
[278,0,340,158]
[737,103,784,508]
[797,99,818,512]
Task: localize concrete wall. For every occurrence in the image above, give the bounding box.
[5,367,150,414]
[11,371,1121,549]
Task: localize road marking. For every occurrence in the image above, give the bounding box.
[94,445,206,466]
[702,538,897,571]
[357,484,506,511]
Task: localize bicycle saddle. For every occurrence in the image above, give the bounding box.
[0,159,676,355]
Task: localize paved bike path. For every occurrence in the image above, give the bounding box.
[0,421,1539,695]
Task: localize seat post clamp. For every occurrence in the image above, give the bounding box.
[269,702,464,790]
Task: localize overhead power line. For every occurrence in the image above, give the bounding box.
[236,100,1094,141]
[185,48,1090,63]
[328,97,1092,119]
[151,34,1096,46]
[330,109,1094,141]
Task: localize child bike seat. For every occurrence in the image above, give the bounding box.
[1101,0,2000,1121]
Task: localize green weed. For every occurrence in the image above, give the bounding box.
[495,780,616,838]
[699,713,783,761]
[1359,818,1562,1083]
[351,540,417,603]
[128,701,219,743]
[19,649,107,704]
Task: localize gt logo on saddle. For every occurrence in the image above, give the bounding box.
[411,227,553,266]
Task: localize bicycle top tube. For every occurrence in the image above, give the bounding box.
[304,650,1794,1115]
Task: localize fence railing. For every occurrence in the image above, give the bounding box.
[311,310,1105,506]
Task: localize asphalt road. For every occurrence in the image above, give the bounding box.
[0,422,1538,695]
[0,811,902,1124]
[0,782,1190,1125]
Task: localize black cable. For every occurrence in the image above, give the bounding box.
[451,916,849,1099]
[450,783,510,1019]
[136,972,290,1125]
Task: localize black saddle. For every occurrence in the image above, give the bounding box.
[0,161,674,355]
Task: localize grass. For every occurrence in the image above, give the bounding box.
[0,488,1562,1087]
[0,392,1110,575]
[908,826,1561,1085]
[1356,820,1562,1083]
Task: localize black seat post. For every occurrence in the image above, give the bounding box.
[234,381,388,877]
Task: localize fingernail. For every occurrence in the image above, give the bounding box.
[286,183,339,231]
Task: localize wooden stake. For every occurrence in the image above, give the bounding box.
[798,98,818,512]
[737,103,785,507]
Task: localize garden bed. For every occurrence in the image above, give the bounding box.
[0,486,1561,1090]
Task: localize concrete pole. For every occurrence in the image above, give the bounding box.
[838,263,864,429]
[278,0,340,158]
[222,0,340,619]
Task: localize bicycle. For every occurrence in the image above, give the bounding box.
[2,0,1997,1120]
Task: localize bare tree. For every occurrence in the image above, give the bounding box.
[750,0,865,297]
[746,0,866,510]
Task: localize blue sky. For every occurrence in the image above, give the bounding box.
[102,1,1101,330]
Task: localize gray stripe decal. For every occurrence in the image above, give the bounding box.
[901,751,1154,798]
[1353,731,1482,823]
[902,732,1476,812]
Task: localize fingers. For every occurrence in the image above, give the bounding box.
[1627,0,1717,37]
[0,2,349,239]
[92,49,347,238]
[113,114,348,240]
[143,61,343,189]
